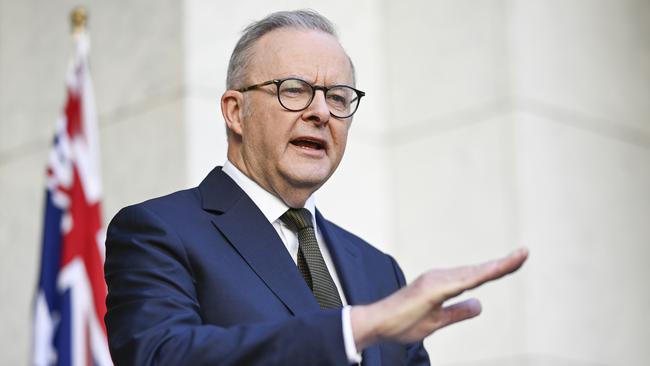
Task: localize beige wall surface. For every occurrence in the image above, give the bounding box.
[509,1,650,364]
[0,0,186,364]
[1,0,648,365]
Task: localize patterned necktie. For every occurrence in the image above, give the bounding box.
[280,208,343,309]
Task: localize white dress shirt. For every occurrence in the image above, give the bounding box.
[222,161,361,364]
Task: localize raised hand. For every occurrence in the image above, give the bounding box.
[351,248,529,349]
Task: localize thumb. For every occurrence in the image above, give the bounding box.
[439,298,482,329]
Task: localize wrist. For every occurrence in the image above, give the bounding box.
[350,304,382,351]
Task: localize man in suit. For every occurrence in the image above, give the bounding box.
[104,10,528,365]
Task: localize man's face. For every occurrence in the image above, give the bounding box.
[234,28,355,204]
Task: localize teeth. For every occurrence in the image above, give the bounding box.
[292,139,323,149]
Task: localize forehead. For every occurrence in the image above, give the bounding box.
[249,28,353,85]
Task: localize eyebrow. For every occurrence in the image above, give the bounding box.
[276,75,354,87]
[281,74,315,83]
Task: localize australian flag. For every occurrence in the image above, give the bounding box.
[32,30,112,366]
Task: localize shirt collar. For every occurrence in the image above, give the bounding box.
[222,160,316,224]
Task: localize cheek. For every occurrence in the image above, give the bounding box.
[244,109,286,155]
[258,122,292,158]
[331,124,350,155]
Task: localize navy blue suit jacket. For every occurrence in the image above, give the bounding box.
[104,167,429,365]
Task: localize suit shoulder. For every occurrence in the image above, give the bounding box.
[141,187,201,210]
[110,187,201,226]
[323,219,394,261]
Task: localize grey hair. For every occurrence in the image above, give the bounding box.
[226,9,355,90]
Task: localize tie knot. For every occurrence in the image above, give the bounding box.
[280,208,313,231]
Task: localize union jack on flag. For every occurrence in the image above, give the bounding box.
[32,30,112,366]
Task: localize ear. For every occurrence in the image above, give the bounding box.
[221,90,245,136]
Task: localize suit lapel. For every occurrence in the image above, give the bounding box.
[200,167,319,315]
[199,168,384,364]
[316,211,372,305]
[316,211,382,365]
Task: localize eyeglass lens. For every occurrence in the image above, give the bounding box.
[278,79,359,118]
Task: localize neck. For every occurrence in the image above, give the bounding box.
[227,151,314,208]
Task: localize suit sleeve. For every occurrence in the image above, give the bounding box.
[389,256,431,366]
[104,204,349,366]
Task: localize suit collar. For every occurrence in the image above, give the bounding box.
[201,168,382,362]
[200,167,320,315]
[221,161,288,223]
[220,160,319,224]
[199,167,375,307]
[199,166,242,214]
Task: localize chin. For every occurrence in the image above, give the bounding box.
[280,165,333,190]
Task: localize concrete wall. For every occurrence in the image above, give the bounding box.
[0,0,186,363]
[383,1,524,363]
[511,1,650,364]
[385,1,650,365]
[0,0,648,364]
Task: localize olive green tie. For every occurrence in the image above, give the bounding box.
[281,208,343,309]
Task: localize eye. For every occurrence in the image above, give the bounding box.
[328,94,347,104]
[280,79,310,98]
[327,88,352,108]
[284,87,305,94]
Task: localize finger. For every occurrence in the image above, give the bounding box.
[441,247,529,299]
[438,298,482,329]
[468,247,528,287]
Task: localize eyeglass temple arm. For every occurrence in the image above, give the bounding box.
[237,80,277,92]
[350,91,365,104]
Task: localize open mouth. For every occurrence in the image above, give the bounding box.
[290,137,325,150]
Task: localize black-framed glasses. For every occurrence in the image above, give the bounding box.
[237,77,365,119]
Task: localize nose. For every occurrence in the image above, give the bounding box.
[302,90,330,126]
